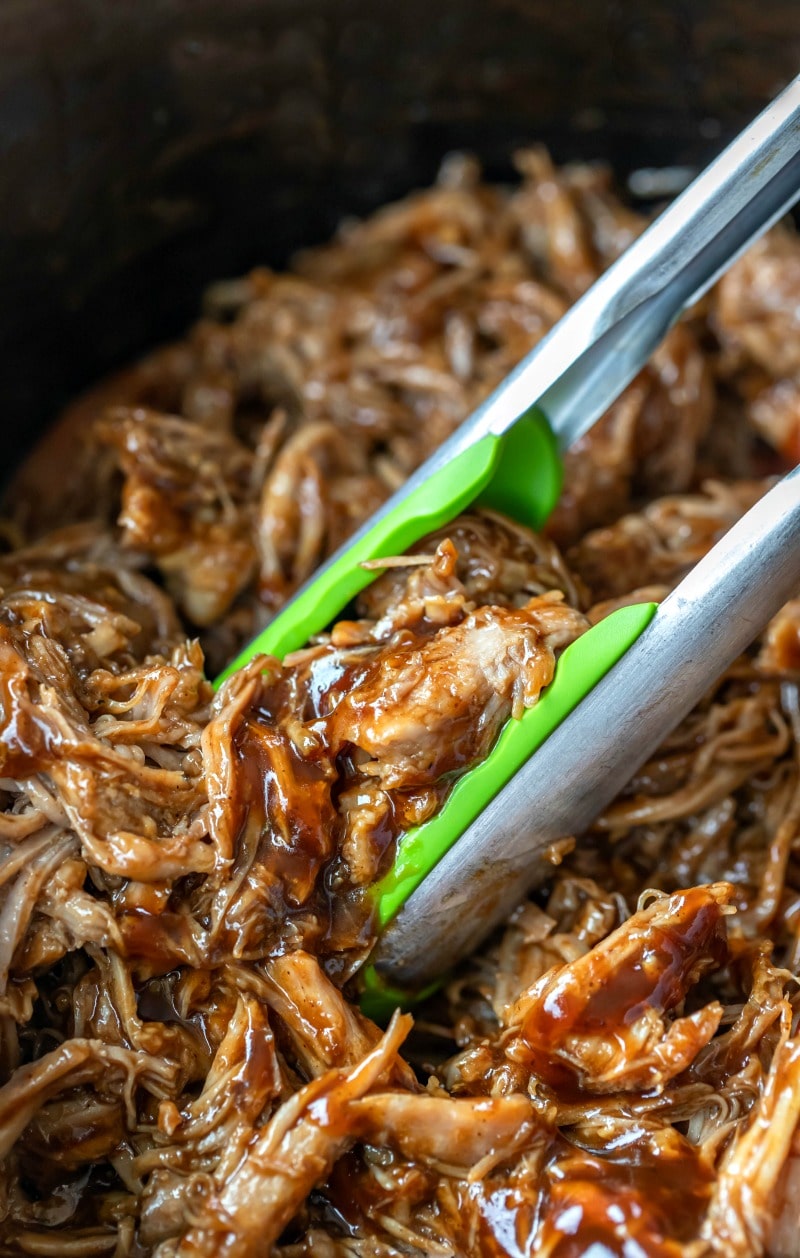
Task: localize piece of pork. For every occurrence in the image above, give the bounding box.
[703,1032,800,1257]
[757,598,800,677]
[547,323,714,546]
[0,1037,178,1160]
[96,408,258,626]
[714,228,800,379]
[351,1091,537,1173]
[567,479,769,604]
[355,511,586,637]
[138,996,282,1248]
[506,884,734,1093]
[319,594,588,790]
[170,1011,412,1258]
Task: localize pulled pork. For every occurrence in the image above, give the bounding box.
[2,153,800,1257]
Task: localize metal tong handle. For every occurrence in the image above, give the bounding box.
[489,71,800,450]
[288,74,800,618]
[372,466,800,987]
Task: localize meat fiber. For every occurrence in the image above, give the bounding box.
[2,152,800,1258]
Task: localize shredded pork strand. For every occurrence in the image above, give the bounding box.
[1,152,800,1257]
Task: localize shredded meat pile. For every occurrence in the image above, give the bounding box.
[2,151,800,1257]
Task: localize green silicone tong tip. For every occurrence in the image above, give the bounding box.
[214,408,656,1014]
[211,77,800,1017]
[216,409,563,678]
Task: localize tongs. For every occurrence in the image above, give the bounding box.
[218,76,800,1000]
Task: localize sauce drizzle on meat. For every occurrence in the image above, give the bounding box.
[2,151,800,1256]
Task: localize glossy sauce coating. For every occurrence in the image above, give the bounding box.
[2,154,800,1258]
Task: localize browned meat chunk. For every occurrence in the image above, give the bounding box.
[567,478,768,603]
[320,594,588,789]
[715,228,800,378]
[506,884,733,1093]
[97,408,259,626]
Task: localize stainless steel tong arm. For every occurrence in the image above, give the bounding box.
[368,76,800,986]
[487,71,800,450]
[264,74,800,985]
[285,75,800,611]
[373,464,800,987]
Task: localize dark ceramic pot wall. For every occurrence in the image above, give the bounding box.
[1,0,798,472]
